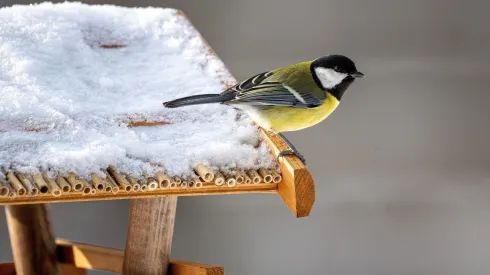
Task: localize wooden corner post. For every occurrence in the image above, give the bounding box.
[122,197,178,275]
[5,204,61,275]
[260,129,315,217]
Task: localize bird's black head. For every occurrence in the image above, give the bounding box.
[310,54,364,100]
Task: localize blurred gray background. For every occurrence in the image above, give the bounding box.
[1,0,490,274]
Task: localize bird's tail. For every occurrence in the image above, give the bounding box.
[162,93,233,108]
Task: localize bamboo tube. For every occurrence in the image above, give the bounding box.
[55,175,71,193]
[180,180,188,188]
[213,171,225,186]
[195,164,215,182]
[258,168,273,183]
[156,171,171,189]
[147,179,158,190]
[169,176,181,189]
[41,172,62,196]
[107,167,132,192]
[188,177,202,188]
[188,178,195,188]
[7,173,26,196]
[193,177,203,188]
[224,174,237,187]
[79,179,92,195]
[136,179,148,192]
[172,176,181,185]
[143,171,158,191]
[246,169,262,184]
[234,169,245,184]
[102,169,120,194]
[138,179,148,192]
[16,173,38,195]
[126,175,141,192]
[66,172,83,192]
[103,176,113,192]
[0,178,9,197]
[244,174,252,184]
[190,178,196,188]
[107,177,120,194]
[32,174,49,194]
[271,169,282,183]
[3,175,16,198]
[90,173,106,191]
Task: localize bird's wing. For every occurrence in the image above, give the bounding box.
[223,71,274,93]
[222,70,325,108]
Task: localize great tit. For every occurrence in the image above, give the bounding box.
[163,54,364,164]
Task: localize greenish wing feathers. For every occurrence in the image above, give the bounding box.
[222,63,325,108]
[230,82,323,107]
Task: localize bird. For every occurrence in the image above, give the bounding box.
[162,54,364,164]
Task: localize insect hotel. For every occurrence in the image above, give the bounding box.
[0,3,315,275]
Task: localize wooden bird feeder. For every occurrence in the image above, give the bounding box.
[0,7,315,275]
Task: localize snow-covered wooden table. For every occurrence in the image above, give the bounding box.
[0,3,315,275]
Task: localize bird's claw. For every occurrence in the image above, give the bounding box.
[277,150,307,165]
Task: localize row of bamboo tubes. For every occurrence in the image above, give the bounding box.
[0,164,282,199]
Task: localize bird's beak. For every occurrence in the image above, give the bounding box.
[350,71,364,78]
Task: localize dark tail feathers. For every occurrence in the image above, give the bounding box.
[163,93,233,108]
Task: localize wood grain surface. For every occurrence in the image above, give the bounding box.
[122,197,178,275]
[5,204,60,275]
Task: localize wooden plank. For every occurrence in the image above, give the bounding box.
[260,129,315,218]
[0,264,17,275]
[0,182,277,206]
[169,260,224,275]
[122,197,178,275]
[53,239,224,274]
[176,11,315,218]
[127,120,170,127]
[58,265,86,275]
[56,239,123,273]
[0,263,85,275]
[5,204,60,275]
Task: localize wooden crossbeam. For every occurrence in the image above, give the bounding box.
[55,239,224,275]
[0,239,224,274]
[0,263,86,275]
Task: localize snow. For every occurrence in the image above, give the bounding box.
[0,2,276,179]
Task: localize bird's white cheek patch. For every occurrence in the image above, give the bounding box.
[314,68,347,89]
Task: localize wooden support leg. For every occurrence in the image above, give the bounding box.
[123,197,178,275]
[5,204,60,275]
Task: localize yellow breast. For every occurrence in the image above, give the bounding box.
[259,93,340,133]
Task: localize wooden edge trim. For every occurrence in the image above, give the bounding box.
[53,239,224,275]
[259,129,316,218]
[0,183,276,206]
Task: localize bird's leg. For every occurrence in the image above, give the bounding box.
[276,133,306,164]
